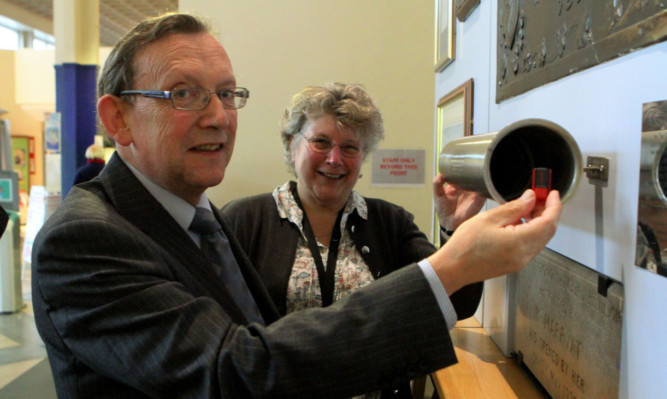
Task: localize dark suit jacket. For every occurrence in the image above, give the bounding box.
[221,190,482,318]
[32,153,459,398]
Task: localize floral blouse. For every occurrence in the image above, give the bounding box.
[272,182,376,314]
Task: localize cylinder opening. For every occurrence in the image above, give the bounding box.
[489,125,577,202]
[658,145,667,200]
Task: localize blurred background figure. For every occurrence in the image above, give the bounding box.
[73,144,106,185]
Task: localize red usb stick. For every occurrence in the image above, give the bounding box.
[532,168,552,204]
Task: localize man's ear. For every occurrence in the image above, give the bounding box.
[98,94,132,147]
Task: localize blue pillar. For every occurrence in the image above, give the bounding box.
[55,63,98,197]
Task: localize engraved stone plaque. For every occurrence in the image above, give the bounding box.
[497,1,667,102]
[513,249,623,399]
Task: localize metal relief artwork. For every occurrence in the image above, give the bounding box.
[636,100,667,277]
[513,249,623,399]
[497,1,667,102]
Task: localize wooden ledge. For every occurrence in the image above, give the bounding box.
[429,319,548,399]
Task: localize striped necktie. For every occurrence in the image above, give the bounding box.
[189,207,264,324]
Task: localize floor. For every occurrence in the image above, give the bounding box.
[0,268,57,398]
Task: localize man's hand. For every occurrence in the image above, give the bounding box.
[433,174,485,231]
[428,189,562,294]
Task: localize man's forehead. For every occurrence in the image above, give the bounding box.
[136,33,225,63]
[132,33,234,85]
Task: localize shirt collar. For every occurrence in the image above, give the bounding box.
[272,180,368,229]
[122,159,209,233]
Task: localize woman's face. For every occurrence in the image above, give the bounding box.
[292,114,363,211]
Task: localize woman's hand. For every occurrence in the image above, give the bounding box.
[433,174,486,231]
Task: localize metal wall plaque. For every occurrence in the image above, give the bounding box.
[513,248,623,399]
[636,100,667,277]
[497,1,667,102]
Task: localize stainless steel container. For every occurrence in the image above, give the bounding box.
[438,118,582,204]
[639,129,667,204]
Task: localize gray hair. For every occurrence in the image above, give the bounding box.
[280,82,385,175]
[98,12,211,98]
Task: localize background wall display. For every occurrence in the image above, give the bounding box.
[435,0,455,72]
[371,149,426,187]
[497,1,667,102]
[10,136,31,193]
[636,99,667,277]
[455,0,480,22]
[434,79,473,243]
[0,170,19,212]
[436,79,473,141]
[44,112,61,153]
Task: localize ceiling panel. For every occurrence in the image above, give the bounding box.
[1,0,177,46]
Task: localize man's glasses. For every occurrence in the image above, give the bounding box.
[120,86,250,110]
[304,137,362,158]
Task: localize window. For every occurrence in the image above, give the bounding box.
[33,36,54,50]
[0,24,19,50]
[0,15,54,50]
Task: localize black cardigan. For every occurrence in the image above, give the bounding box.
[221,190,483,318]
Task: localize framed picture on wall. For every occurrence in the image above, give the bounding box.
[11,135,32,193]
[455,0,480,22]
[433,79,474,244]
[435,0,456,72]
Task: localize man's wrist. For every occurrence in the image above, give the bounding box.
[440,225,455,236]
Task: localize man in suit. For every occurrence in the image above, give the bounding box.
[32,12,562,398]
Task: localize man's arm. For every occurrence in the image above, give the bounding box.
[33,210,457,398]
[34,188,560,398]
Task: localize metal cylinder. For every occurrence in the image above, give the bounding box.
[438,118,583,204]
[639,129,667,204]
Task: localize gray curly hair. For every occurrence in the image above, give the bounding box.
[280,82,385,175]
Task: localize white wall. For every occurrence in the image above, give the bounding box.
[437,3,667,398]
[180,0,436,236]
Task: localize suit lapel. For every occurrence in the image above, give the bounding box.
[98,154,276,324]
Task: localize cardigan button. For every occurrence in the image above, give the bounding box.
[351,225,355,233]
[361,246,370,254]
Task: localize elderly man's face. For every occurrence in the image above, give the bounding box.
[121,32,238,204]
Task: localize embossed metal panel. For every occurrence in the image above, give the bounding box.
[636,100,667,276]
[513,249,623,399]
[497,1,667,102]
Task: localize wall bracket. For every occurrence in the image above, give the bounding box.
[584,156,610,184]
